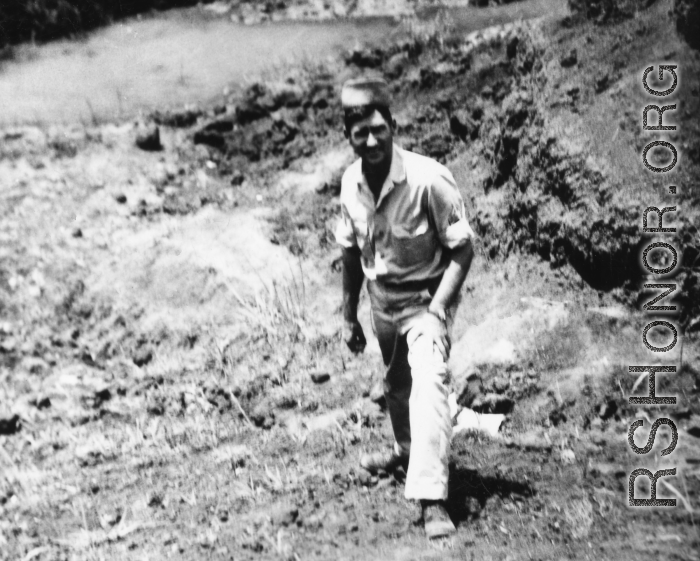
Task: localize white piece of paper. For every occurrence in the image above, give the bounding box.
[452,407,505,439]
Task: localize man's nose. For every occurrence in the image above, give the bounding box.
[366,132,378,147]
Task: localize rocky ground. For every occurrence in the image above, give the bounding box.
[1,0,700,560]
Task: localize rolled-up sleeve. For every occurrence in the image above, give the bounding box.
[428,168,475,250]
[335,202,358,248]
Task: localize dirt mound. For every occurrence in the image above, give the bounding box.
[192,78,339,170]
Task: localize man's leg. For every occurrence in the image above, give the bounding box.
[370,308,412,460]
[403,322,452,501]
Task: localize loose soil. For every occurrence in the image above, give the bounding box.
[1,0,699,560]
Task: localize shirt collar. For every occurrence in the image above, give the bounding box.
[358,144,406,207]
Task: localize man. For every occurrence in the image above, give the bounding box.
[335,77,475,539]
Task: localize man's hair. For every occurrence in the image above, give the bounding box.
[343,104,393,133]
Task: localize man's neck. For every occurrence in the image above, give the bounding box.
[362,153,392,203]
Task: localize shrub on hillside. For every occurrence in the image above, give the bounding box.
[0,0,211,47]
[566,0,658,21]
[674,0,699,50]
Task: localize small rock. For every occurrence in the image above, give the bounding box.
[100,510,121,529]
[0,415,20,435]
[385,52,409,79]
[31,396,51,410]
[230,170,245,186]
[303,410,345,433]
[471,393,514,414]
[369,383,385,406]
[597,399,617,420]
[450,109,478,141]
[203,118,235,133]
[560,49,578,68]
[492,377,510,393]
[193,130,225,149]
[151,107,202,128]
[357,470,372,486]
[91,388,111,409]
[271,506,299,527]
[147,403,165,416]
[132,347,154,367]
[506,433,552,451]
[506,36,519,59]
[197,530,217,548]
[25,357,48,375]
[304,514,323,530]
[114,193,127,204]
[560,449,576,464]
[0,338,17,353]
[274,395,297,410]
[71,227,83,238]
[310,371,330,384]
[595,72,612,93]
[250,406,275,430]
[135,124,162,151]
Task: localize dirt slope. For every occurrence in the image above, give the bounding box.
[1,1,699,560]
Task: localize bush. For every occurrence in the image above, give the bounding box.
[566,0,658,21]
[0,0,212,47]
[674,0,700,51]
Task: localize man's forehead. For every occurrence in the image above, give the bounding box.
[350,109,390,129]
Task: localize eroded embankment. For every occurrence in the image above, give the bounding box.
[186,1,699,329]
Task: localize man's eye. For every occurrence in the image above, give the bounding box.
[352,130,369,141]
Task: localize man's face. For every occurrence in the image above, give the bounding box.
[346,109,394,167]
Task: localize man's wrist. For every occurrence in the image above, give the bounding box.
[427,304,446,322]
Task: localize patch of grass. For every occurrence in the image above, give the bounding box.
[229,267,308,385]
[528,317,587,373]
[399,10,457,51]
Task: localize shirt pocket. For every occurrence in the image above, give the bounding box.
[391,222,436,269]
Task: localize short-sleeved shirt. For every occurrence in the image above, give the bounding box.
[335,144,474,286]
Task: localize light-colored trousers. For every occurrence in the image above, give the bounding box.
[368,280,454,501]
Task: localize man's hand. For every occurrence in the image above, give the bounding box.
[343,319,366,354]
[407,312,450,361]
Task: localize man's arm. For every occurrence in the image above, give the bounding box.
[342,246,367,353]
[428,239,474,319]
[408,240,473,360]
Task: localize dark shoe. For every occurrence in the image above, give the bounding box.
[360,450,408,475]
[421,500,456,539]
